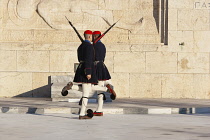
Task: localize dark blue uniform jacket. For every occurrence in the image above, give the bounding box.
[94,41,111,80]
[73,41,98,84]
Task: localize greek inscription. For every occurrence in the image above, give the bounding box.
[202,2,207,8]
[195,2,201,8]
[194,1,210,29]
[194,1,210,9]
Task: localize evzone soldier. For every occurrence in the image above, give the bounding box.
[62,17,118,119]
[92,31,116,116]
[73,30,97,119]
[62,19,118,119]
[61,30,113,119]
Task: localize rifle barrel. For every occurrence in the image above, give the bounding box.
[93,21,118,44]
[65,16,84,42]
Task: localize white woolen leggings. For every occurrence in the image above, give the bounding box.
[79,83,91,116]
[96,80,113,112]
[72,80,113,116]
[96,81,104,112]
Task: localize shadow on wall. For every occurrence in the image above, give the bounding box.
[13,76,52,98]
[153,0,159,32]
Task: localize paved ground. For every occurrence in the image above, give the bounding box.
[1,98,210,140]
[1,98,210,108]
[0,98,210,114]
[0,113,210,140]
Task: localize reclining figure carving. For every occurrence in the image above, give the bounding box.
[7,0,158,34]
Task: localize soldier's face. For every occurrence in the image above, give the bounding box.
[93,35,99,40]
[93,35,96,40]
[89,35,92,41]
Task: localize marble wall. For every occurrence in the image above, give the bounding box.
[0,0,210,99]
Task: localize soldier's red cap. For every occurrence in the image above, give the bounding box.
[84,30,92,34]
[93,31,101,35]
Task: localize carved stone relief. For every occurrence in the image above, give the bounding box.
[5,0,159,35]
[8,0,40,26]
[0,1,3,24]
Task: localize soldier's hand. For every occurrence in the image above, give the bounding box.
[87,75,91,80]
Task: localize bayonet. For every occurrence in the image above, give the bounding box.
[93,18,121,44]
[65,16,84,42]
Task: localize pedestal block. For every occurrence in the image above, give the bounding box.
[51,75,112,102]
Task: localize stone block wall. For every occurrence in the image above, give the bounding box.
[159,0,210,99]
[0,0,210,99]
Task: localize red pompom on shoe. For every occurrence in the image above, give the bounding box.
[93,112,103,116]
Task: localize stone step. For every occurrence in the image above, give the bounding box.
[51,75,74,84]
[52,89,109,98]
[51,75,112,102]
[51,83,82,92]
[51,84,95,99]
[52,97,97,102]
[1,106,210,115]
[51,83,83,98]
[51,97,98,102]
[52,92,112,102]
[68,98,97,103]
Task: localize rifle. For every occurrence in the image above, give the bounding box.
[65,16,84,42]
[93,19,120,44]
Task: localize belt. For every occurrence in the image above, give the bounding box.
[94,61,103,65]
[80,61,95,65]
